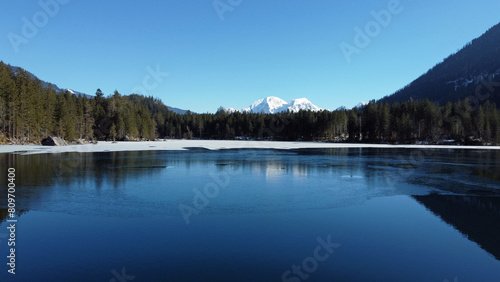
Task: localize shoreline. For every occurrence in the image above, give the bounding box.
[1,140,500,155]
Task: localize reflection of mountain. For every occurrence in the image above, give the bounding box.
[413,194,500,260]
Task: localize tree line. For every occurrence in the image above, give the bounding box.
[0,62,156,143]
[0,62,499,145]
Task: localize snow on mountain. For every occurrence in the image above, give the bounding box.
[241,96,289,114]
[223,97,370,114]
[354,102,368,109]
[63,88,92,98]
[286,98,322,112]
[446,69,500,91]
[224,107,238,114]
[235,96,323,114]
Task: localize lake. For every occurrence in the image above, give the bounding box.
[1,148,500,281]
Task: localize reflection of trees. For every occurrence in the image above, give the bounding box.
[0,151,169,187]
[0,209,29,224]
[2,147,497,191]
[0,148,375,216]
[1,148,498,187]
[414,194,500,260]
[0,151,169,209]
[404,149,500,195]
[1,148,499,223]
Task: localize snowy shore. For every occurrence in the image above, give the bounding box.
[1,140,500,155]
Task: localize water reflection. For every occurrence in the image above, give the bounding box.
[0,151,167,188]
[1,149,499,210]
[1,148,499,216]
[414,194,500,260]
[0,208,29,223]
[0,148,500,281]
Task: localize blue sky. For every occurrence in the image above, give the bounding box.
[1,0,500,113]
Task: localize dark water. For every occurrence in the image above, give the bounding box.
[0,148,499,281]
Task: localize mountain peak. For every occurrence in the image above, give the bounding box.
[354,102,368,109]
[237,96,323,114]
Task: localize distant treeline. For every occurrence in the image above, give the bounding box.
[0,62,499,145]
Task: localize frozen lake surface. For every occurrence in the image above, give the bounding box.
[1,140,500,155]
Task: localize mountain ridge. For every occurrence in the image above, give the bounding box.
[9,65,90,98]
[226,97,368,113]
[4,63,191,114]
[226,96,323,114]
[382,22,500,106]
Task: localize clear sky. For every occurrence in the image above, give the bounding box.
[1,0,499,113]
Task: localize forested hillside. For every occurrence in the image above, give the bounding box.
[0,62,156,143]
[0,61,499,145]
[383,22,500,106]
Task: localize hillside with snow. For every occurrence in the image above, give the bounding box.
[382,22,500,106]
[354,102,368,109]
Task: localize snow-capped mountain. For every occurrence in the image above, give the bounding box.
[232,96,323,114]
[64,88,88,97]
[335,103,367,111]
[224,107,238,114]
[354,102,368,109]
[223,97,370,114]
[242,97,289,114]
[286,98,323,112]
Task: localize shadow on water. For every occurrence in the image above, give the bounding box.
[413,194,500,260]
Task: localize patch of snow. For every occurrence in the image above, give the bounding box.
[1,140,499,155]
[354,102,368,109]
[464,79,474,87]
[447,70,500,91]
[224,108,238,114]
